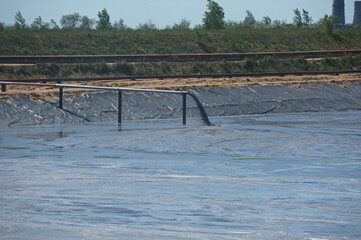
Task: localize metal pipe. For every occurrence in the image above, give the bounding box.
[59,87,63,109]
[0,81,212,126]
[118,91,122,124]
[182,93,187,125]
[188,93,212,126]
[56,84,188,94]
[0,81,188,94]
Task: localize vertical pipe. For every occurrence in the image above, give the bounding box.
[1,84,6,92]
[182,93,187,125]
[118,90,122,124]
[59,87,63,109]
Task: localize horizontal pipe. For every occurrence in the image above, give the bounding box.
[0,81,188,95]
[1,50,361,58]
[56,84,188,94]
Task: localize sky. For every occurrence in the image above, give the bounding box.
[0,0,357,28]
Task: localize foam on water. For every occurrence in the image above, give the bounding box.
[1,111,361,240]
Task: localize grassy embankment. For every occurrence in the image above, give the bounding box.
[1,28,361,79]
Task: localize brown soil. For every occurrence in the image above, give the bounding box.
[1,73,361,101]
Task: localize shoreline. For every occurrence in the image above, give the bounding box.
[1,73,361,98]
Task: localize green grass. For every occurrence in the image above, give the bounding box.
[1,28,361,55]
[1,28,361,79]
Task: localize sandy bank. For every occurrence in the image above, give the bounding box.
[1,74,361,99]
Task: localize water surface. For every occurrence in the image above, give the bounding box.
[1,112,361,240]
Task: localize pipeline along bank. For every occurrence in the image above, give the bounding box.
[1,83,361,126]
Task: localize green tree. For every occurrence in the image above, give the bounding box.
[224,20,242,29]
[320,14,335,36]
[50,19,59,29]
[262,16,272,27]
[80,16,95,29]
[15,11,27,30]
[243,10,256,28]
[113,19,127,30]
[31,16,50,30]
[96,8,111,29]
[137,20,157,30]
[272,19,287,28]
[302,9,313,26]
[293,8,303,27]
[60,13,81,28]
[172,18,191,30]
[202,0,225,29]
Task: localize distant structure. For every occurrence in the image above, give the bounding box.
[354,1,361,25]
[333,0,346,25]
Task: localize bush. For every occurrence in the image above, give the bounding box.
[113,62,133,74]
[244,58,257,71]
[0,22,5,31]
[95,63,109,74]
[136,20,157,30]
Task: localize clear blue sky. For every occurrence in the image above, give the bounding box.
[0,0,357,27]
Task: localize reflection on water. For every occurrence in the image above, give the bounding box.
[1,111,361,240]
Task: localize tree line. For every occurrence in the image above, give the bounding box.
[0,0,352,32]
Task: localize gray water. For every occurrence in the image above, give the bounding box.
[1,111,361,240]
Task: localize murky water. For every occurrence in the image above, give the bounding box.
[1,111,361,240]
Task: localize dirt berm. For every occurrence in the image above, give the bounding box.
[1,83,361,126]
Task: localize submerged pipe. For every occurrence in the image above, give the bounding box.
[188,93,212,126]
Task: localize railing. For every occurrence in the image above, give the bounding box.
[0,81,212,126]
